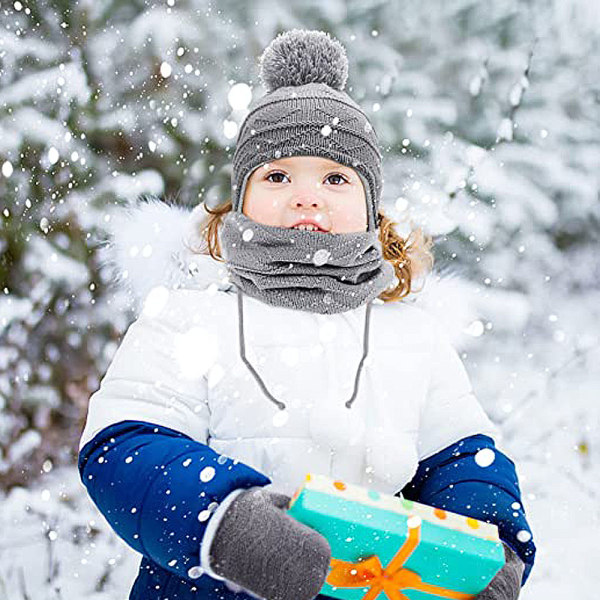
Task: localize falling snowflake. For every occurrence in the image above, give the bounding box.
[395,197,409,212]
[1,160,13,178]
[198,501,220,522]
[188,566,204,579]
[198,509,212,522]
[200,466,216,482]
[48,146,60,164]
[312,249,331,266]
[474,448,495,467]
[465,320,485,337]
[516,530,532,543]
[227,82,252,111]
[160,62,172,78]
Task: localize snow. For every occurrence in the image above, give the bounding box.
[0,467,142,600]
[1,0,598,598]
[1,161,13,177]
[312,249,331,266]
[0,62,90,107]
[197,508,212,522]
[474,448,495,468]
[159,62,172,78]
[187,565,205,579]
[199,466,215,483]
[228,83,253,111]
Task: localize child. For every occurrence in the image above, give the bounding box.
[78,29,536,600]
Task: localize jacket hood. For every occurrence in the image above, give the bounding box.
[98,195,483,348]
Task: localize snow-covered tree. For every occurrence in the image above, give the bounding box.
[0,1,598,596]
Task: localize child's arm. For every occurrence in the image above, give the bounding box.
[416,315,502,461]
[77,292,271,582]
[78,419,271,582]
[78,291,212,452]
[77,293,331,598]
[400,433,536,588]
[404,316,536,589]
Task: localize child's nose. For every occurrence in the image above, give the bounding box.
[292,193,323,209]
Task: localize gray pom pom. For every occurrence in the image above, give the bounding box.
[259,29,348,93]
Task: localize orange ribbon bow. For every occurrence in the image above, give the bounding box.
[326,522,476,600]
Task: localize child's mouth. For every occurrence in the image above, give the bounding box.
[290,224,329,232]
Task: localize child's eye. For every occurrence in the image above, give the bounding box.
[265,171,289,183]
[325,173,349,186]
[265,172,349,185]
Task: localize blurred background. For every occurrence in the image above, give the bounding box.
[0,1,598,598]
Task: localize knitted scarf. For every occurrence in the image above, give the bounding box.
[219,211,395,315]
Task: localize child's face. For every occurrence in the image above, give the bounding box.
[241,156,368,233]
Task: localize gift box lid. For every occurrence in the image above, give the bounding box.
[289,473,501,542]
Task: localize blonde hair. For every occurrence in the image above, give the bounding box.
[193,199,434,303]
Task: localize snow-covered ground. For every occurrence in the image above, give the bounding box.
[0,466,140,600]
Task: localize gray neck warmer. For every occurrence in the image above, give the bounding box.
[219,211,395,314]
[219,211,396,412]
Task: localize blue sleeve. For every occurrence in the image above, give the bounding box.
[399,434,536,587]
[77,419,272,582]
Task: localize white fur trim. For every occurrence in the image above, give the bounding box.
[99,196,232,315]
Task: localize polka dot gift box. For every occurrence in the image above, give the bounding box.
[286,472,506,600]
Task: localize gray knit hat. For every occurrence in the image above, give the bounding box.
[231,29,383,232]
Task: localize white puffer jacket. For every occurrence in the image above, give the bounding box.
[79,199,501,499]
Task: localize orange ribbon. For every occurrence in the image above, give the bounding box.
[326,523,476,600]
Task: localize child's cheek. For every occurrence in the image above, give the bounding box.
[332,207,366,233]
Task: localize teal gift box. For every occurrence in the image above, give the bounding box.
[286,473,505,600]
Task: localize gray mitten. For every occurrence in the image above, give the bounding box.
[205,487,331,600]
[474,542,525,600]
